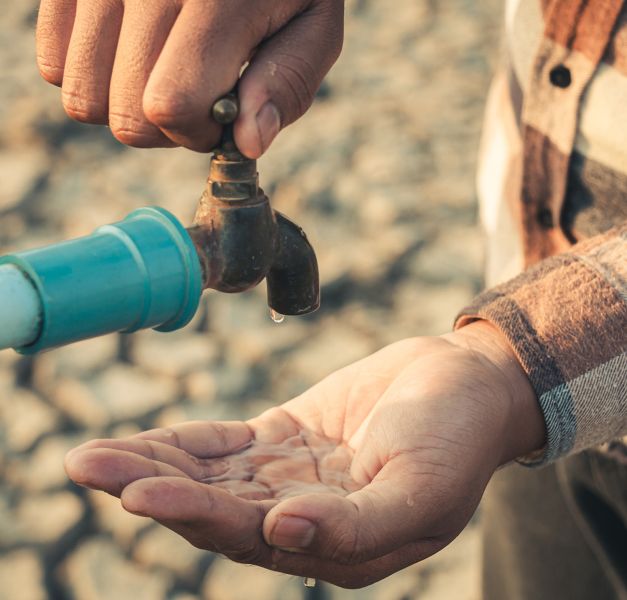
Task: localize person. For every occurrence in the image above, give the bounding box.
[37,0,626,596]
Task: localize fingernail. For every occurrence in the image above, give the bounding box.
[256,101,281,153]
[270,515,316,551]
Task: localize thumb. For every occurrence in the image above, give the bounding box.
[263,463,449,565]
[235,1,344,158]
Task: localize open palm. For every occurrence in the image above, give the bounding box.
[65,324,541,588]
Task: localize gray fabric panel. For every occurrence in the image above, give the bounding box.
[530,383,578,464]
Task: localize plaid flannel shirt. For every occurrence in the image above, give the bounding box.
[455,0,627,465]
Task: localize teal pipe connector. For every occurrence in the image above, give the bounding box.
[0,207,202,354]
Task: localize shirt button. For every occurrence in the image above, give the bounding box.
[549,65,572,88]
[537,208,554,228]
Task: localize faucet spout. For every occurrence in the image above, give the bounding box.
[188,94,320,315]
[267,212,320,316]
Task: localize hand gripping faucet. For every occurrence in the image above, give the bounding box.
[0,95,320,353]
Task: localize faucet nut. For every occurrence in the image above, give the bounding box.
[211,181,259,201]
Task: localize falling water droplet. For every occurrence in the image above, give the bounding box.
[304,578,317,588]
[270,309,285,324]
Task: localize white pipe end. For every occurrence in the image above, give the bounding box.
[0,264,42,350]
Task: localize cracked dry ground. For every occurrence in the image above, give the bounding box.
[0,1,502,599]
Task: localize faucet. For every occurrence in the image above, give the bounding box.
[188,95,320,317]
[0,95,320,353]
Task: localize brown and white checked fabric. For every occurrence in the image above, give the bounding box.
[455,0,627,465]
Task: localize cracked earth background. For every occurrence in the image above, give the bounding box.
[0,1,502,598]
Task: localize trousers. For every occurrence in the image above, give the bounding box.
[482,449,627,600]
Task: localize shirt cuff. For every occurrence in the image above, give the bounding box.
[455,225,627,466]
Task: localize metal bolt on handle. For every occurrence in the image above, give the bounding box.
[212,95,239,125]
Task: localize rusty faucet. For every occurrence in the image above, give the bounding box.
[0,94,320,354]
[187,95,320,316]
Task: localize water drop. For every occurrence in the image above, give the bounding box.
[304,578,317,588]
[270,309,285,324]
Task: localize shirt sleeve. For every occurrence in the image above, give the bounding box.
[455,223,627,466]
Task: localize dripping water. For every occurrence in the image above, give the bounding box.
[270,309,285,324]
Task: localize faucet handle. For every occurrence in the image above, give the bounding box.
[211,94,243,158]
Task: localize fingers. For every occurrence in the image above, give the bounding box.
[122,478,439,588]
[108,0,179,147]
[66,437,230,480]
[36,0,77,85]
[134,420,253,458]
[142,0,254,151]
[235,1,345,158]
[64,447,190,496]
[37,0,344,154]
[120,477,275,562]
[61,0,123,123]
[263,459,449,564]
[64,421,254,496]
[144,0,344,154]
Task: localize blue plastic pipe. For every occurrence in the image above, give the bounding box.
[0,207,203,354]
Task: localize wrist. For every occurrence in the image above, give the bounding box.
[447,320,547,465]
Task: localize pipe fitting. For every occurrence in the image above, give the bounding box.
[0,208,203,353]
